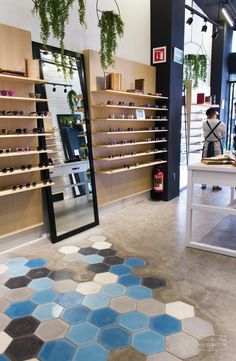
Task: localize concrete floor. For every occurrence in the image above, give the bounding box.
[1,186,236,361]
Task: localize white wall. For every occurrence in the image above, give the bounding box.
[0,0,150,65]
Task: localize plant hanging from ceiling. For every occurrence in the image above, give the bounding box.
[184,54,207,88]
[67,89,78,114]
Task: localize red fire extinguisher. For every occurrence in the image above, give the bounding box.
[153,168,164,193]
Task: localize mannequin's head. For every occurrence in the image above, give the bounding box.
[206,108,218,119]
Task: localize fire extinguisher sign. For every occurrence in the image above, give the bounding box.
[152,46,167,64]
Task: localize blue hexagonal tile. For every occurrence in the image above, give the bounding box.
[119,310,149,331]
[25,258,47,269]
[99,326,131,350]
[32,302,63,321]
[66,322,99,345]
[56,291,84,307]
[5,300,36,319]
[131,330,164,355]
[83,255,104,265]
[38,339,76,361]
[110,265,132,276]
[119,275,141,287]
[83,294,110,310]
[90,307,119,328]
[6,265,29,277]
[32,289,59,304]
[60,305,90,324]
[102,283,126,297]
[150,314,181,336]
[7,257,28,266]
[127,286,152,300]
[73,344,109,361]
[0,355,10,361]
[28,277,54,291]
[124,257,146,268]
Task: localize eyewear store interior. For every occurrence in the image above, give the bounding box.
[0,0,236,361]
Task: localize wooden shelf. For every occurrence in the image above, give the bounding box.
[0,74,45,84]
[0,166,54,177]
[96,150,167,161]
[95,130,168,135]
[0,116,51,120]
[97,160,167,174]
[191,103,220,108]
[0,182,55,197]
[92,90,168,100]
[0,150,54,158]
[93,105,168,111]
[94,118,168,122]
[98,140,167,148]
[0,133,52,138]
[0,96,48,102]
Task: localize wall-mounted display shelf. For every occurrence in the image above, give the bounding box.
[0,116,52,120]
[0,96,48,102]
[95,130,168,135]
[92,90,168,100]
[0,166,54,177]
[98,140,167,148]
[0,150,54,158]
[95,118,168,122]
[93,104,168,111]
[0,182,55,197]
[97,160,167,175]
[97,150,167,161]
[0,133,52,138]
[0,74,45,84]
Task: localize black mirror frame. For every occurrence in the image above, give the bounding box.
[32,42,99,243]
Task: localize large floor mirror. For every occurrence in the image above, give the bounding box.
[32,43,99,243]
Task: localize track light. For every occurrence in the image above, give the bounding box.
[201,20,208,32]
[52,84,56,92]
[64,86,67,93]
[212,26,219,39]
[222,7,234,27]
[186,14,193,25]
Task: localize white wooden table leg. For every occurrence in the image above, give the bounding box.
[186,169,193,245]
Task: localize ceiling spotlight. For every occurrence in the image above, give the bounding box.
[186,14,193,25]
[222,7,234,27]
[201,20,208,32]
[212,27,219,40]
[64,86,67,93]
[52,84,56,92]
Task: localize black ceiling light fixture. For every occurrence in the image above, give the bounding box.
[64,86,67,93]
[186,12,194,25]
[201,19,208,32]
[52,84,56,92]
[212,26,219,39]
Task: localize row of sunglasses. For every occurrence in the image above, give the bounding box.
[107,127,167,132]
[108,115,168,120]
[107,138,167,145]
[0,111,49,117]
[0,147,48,153]
[106,101,167,108]
[0,128,46,135]
[1,160,54,173]
[107,148,167,158]
[1,179,53,192]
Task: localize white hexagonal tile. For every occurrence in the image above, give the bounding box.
[0,298,10,313]
[89,235,107,243]
[110,296,137,313]
[165,332,200,359]
[0,331,12,353]
[182,316,215,339]
[137,299,165,316]
[166,301,195,320]
[92,242,112,250]
[94,272,118,285]
[0,264,8,274]
[76,281,102,295]
[58,246,80,255]
[147,352,181,361]
[0,314,11,331]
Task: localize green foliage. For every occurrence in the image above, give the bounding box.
[67,89,78,114]
[184,54,207,88]
[98,11,124,69]
[78,0,86,27]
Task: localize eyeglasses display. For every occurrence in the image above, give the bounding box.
[0,90,14,96]
[0,111,24,116]
[0,148,11,154]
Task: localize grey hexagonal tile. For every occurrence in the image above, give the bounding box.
[0,298,10,313]
[5,316,40,338]
[63,253,84,263]
[147,352,182,361]
[165,332,200,359]
[182,316,215,339]
[137,299,165,316]
[110,296,137,313]
[35,319,69,341]
[26,268,51,280]
[53,279,78,293]
[49,269,73,281]
[5,287,34,303]
[0,284,9,298]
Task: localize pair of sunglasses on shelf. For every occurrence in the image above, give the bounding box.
[0,147,48,154]
[107,101,136,106]
[1,164,32,173]
[11,179,53,191]
[0,128,45,135]
[0,111,49,117]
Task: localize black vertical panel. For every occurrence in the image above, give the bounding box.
[151,0,185,200]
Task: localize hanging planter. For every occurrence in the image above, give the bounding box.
[67,89,78,114]
[97,1,124,69]
[184,54,207,88]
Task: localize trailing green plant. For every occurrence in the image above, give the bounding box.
[67,89,78,114]
[98,10,124,69]
[184,54,207,88]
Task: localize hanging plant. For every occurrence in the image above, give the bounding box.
[67,89,78,114]
[32,0,86,78]
[98,10,124,69]
[184,54,208,88]
[198,54,207,83]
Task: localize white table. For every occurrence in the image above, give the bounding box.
[186,162,236,257]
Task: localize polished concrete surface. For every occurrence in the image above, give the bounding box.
[0,186,235,360]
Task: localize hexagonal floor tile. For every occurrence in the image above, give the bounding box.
[124,257,146,268]
[63,253,84,263]
[137,299,165,317]
[182,316,215,339]
[56,291,84,306]
[141,277,166,289]
[150,314,181,336]
[5,300,36,319]
[28,277,54,291]
[6,265,29,277]
[35,319,69,341]
[93,242,112,250]
[7,257,28,267]
[119,310,149,331]
[0,314,11,331]
[97,249,117,257]
[38,339,76,361]
[79,247,98,255]
[76,281,102,295]
[83,293,110,310]
[26,268,51,280]
[119,274,141,287]
[32,290,59,305]
[165,301,195,320]
[5,335,43,361]
[94,272,118,285]
[25,259,47,269]
[102,283,126,297]
[32,303,63,321]
[127,285,152,300]
[5,276,31,289]
[110,296,137,313]
[66,322,99,345]
[84,255,104,265]
[147,352,182,360]
[165,332,200,359]
[0,264,8,274]
[89,235,107,243]
[0,354,10,361]
[0,285,9,298]
[89,307,119,327]
[58,246,79,254]
[73,343,109,361]
[53,279,78,293]
[60,305,91,324]
[131,330,164,355]
[99,326,130,350]
[0,331,12,353]
[0,299,10,313]
[49,269,73,281]
[103,257,124,265]
[110,265,132,276]
[5,316,40,337]
[88,264,110,274]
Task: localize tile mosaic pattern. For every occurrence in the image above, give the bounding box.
[0,236,214,360]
